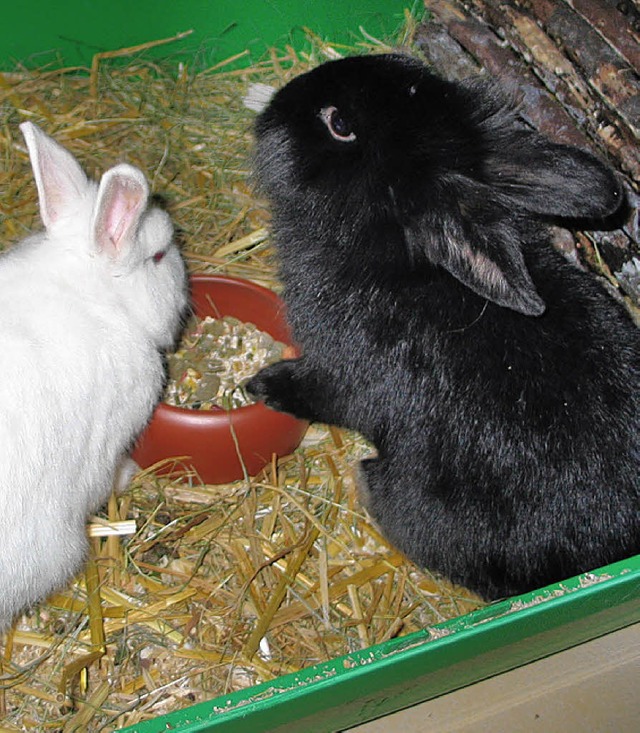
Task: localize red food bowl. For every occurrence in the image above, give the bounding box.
[132,274,308,484]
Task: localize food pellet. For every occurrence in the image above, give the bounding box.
[164,315,287,410]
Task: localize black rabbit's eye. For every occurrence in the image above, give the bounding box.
[319,106,356,143]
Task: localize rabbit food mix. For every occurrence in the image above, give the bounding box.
[164,314,288,409]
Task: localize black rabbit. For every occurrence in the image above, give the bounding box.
[247,54,640,601]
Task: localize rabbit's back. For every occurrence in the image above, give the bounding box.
[0,240,164,624]
[266,201,640,599]
[0,238,164,484]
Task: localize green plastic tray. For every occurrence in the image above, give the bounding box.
[120,556,640,732]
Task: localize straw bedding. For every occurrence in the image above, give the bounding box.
[0,21,483,731]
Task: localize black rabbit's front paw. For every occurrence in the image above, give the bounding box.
[246,360,308,417]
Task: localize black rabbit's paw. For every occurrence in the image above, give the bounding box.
[246,362,305,417]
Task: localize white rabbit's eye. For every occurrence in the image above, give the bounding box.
[319,106,356,142]
[152,250,166,264]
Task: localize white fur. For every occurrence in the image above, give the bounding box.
[243,83,276,113]
[0,123,188,630]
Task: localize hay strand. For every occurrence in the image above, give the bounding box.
[89,30,194,98]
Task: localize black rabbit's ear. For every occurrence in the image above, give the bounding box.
[407,210,546,316]
[460,78,624,221]
[486,137,623,221]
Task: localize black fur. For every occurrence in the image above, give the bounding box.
[247,54,639,600]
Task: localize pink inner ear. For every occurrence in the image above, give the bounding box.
[95,173,146,255]
[106,184,140,247]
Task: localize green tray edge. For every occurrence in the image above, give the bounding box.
[121,555,640,732]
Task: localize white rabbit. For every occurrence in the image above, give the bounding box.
[0,123,188,631]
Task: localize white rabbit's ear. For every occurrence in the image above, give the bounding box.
[92,164,149,258]
[20,121,89,230]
